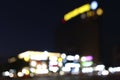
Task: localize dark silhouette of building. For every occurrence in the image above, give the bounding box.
[112,45,120,66]
[55,8,103,64]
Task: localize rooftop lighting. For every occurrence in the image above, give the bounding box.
[90,1,98,10]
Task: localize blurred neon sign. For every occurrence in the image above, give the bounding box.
[81,56,93,62]
[64,3,90,21]
[63,1,99,21]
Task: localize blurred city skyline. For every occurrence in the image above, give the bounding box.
[0,0,120,67]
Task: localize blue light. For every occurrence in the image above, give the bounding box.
[90,1,98,10]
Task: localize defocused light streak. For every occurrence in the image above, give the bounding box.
[64,3,90,21]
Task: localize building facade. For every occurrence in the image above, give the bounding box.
[55,2,103,64]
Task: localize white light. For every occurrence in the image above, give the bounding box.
[22,67,29,75]
[61,53,66,59]
[81,57,86,62]
[49,61,58,65]
[74,54,80,60]
[2,71,9,76]
[49,56,57,61]
[97,71,101,76]
[30,54,48,60]
[101,70,109,76]
[66,55,74,61]
[59,71,65,75]
[74,63,80,68]
[108,67,120,73]
[108,67,114,73]
[37,64,42,69]
[41,64,47,69]
[9,73,14,78]
[65,63,80,68]
[22,68,27,74]
[82,67,94,73]
[58,62,63,67]
[44,50,48,53]
[17,72,24,77]
[90,1,98,10]
[114,67,120,72]
[62,67,71,72]
[94,64,105,71]
[71,68,80,75]
[65,63,75,67]
[30,68,36,73]
[30,61,37,67]
[30,73,34,77]
[35,69,48,74]
[49,67,59,73]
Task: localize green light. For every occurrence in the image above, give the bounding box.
[81,61,93,67]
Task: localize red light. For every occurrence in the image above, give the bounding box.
[61,18,66,24]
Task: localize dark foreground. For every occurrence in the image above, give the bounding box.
[0,74,120,80]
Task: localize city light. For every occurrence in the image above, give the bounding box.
[90,1,98,10]
[108,67,120,73]
[87,11,95,17]
[82,67,94,73]
[81,61,93,67]
[22,67,30,75]
[96,8,103,16]
[63,1,103,22]
[94,64,105,71]
[17,72,24,77]
[101,70,109,76]
[8,57,16,63]
[2,71,9,76]
[5,50,120,78]
[64,3,90,21]
[81,56,93,62]
[61,53,66,59]
[30,61,37,67]
[66,55,75,61]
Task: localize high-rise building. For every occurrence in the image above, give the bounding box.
[112,45,120,66]
[55,2,103,64]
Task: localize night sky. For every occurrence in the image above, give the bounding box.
[0,0,120,66]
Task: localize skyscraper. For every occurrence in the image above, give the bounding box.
[55,2,103,64]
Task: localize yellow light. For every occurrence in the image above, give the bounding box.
[87,11,95,17]
[24,56,30,62]
[64,3,90,21]
[96,8,103,16]
[58,57,62,62]
[18,51,60,60]
[22,68,30,75]
[77,4,90,14]
[25,70,30,75]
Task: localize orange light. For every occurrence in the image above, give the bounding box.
[96,8,103,16]
[87,11,95,17]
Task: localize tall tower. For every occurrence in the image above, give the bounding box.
[55,1,103,64]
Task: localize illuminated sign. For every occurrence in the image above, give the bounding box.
[64,3,90,21]
[81,61,93,67]
[81,56,93,62]
[63,1,99,21]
